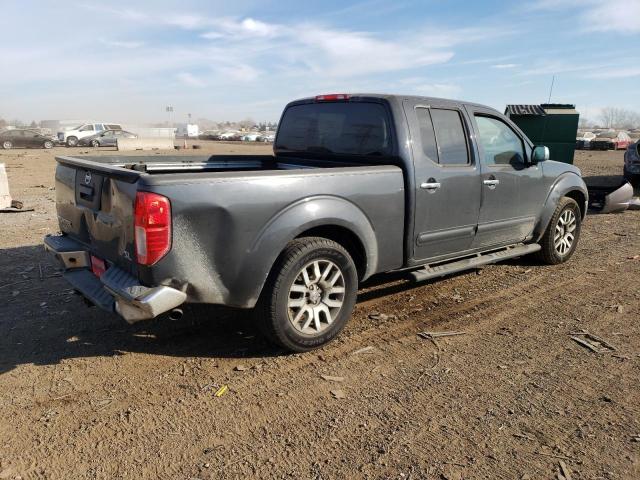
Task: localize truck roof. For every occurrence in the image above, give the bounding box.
[288,93,501,115]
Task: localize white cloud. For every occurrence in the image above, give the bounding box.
[581,0,640,34]
[588,67,640,79]
[412,83,462,97]
[176,72,206,87]
[531,0,640,34]
[492,63,519,69]
[99,38,144,49]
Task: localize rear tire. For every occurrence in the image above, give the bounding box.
[91,140,100,147]
[256,237,358,352]
[624,167,639,187]
[2,140,12,149]
[537,197,581,265]
[66,136,78,147]
[43,140,54,149]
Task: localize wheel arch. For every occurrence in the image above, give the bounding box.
[230,195,379,308]
[294,224,368,280]
[533,173,588,242]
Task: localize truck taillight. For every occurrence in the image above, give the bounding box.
[134,192,171,265]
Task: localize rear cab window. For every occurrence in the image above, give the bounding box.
[275,101,392,157]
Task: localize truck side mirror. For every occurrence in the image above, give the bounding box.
[531,145,549,165]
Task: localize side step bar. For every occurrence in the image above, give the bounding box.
[410,243,541,283]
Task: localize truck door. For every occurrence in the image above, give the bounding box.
[465,106,543,248]
[403,99,481,262]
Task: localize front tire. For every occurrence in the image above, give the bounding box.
[256,237,358,352]
[43,140,54,149]
[66,136,78,147]
[91,140,100,147]
[537,197,581,265]
[2,140,12,149]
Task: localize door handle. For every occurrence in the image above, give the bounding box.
[421,178,441,190]
[483,176,500,189]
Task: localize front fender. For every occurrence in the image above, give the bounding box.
[229,195,379,308]
[533,172,588,241]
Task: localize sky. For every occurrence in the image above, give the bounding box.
[1,0,639,124]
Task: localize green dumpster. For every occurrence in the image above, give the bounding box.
[505,104,580,164]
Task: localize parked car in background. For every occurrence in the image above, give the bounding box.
[44,93,587,352]
[624,141,640,185]
[261,133,276,142]
[58,123,123,147]
[576,131,596,150]
[1,129,57,149]
[78,130,137,147]
[241,133,261,142]
[591,131,633,151]
[199,130,221,140]
[218,131,242,141]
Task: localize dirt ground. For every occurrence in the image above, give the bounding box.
[0,144,639,480]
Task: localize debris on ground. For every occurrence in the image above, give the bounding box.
[234,365,247,372]
[569,331,616,353]
[330,389,346,399]
[352,346,375,355]
[368,312,396,321]
[417,331,467,340]
[320,375,345,383]
[558,460,573,480]
[214,385,229,397]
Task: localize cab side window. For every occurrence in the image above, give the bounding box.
[475,116,525,166]
[415,108,438,163]
[415,107,470,165]
[79,125,94,132]
[431,109,469,165]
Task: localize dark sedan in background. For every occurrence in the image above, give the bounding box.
[1,129,57,149]
[78,130,137,147]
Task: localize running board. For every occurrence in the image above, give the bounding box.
[410,243,541,283]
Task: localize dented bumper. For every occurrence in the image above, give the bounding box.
[44,235,186,323]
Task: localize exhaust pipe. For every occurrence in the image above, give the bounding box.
[168,308,183,321]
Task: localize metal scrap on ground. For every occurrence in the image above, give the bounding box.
[417,331,467,340]
[569,331,616,353]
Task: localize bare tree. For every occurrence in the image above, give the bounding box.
[599,107,640,129]
[579,117,594,129]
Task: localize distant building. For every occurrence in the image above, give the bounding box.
[175,123,199,138]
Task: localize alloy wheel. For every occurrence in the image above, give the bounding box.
[554,208,576,256]
[287,259,346,335]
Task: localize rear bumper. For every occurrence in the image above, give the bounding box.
[44,235,186,323]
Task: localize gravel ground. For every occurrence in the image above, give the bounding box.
[0,145,638,479]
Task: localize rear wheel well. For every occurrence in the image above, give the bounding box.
[564,190,586,218]
[295,226,367,279]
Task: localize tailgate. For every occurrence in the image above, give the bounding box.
[54,157,140,274]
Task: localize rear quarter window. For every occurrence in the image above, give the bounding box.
[276,102,391,156]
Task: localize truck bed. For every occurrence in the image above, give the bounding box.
[53,153,406,309]
[56,154,376,180]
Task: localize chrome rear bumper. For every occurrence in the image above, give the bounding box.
[44,235,186,323]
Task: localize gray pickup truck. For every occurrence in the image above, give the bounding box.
[45,93,588,351]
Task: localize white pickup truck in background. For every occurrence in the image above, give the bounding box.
[58,122,123,146]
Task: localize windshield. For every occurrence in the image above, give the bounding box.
[597,132,616,139]
[275,102,392,156]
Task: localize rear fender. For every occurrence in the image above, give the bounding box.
[230,195,378,308]
[533,173,588,241]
